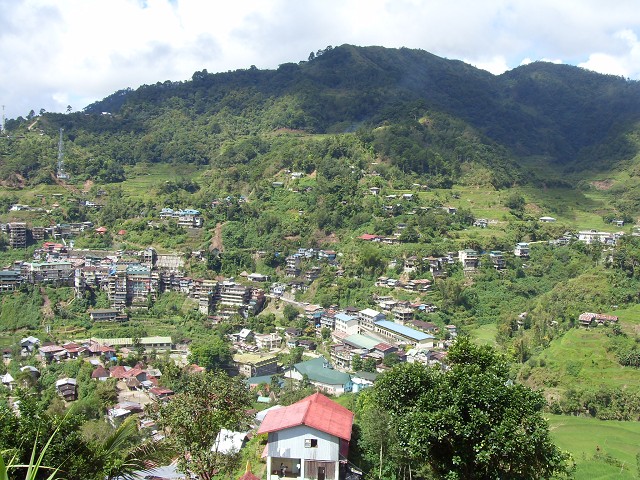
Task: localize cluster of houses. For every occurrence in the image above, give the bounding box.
[234,301,455,400]
[578,312,619,327]
[0,246,266,319]
[284,248,340,278]
[0,221,106,248]
[159,207,203,228]
[19,335,173,363]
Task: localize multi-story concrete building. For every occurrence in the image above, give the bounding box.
[255,332,282,350]
[489,251,506,270]
[357,308,386,333]
[0,269,21,292]
[334,313,359,336]
[392,307,414,325]
[23,261,74,285]
[458,249,480,270]
[233,353,278,378]
[514,242,530,258]
[8,222,27,248]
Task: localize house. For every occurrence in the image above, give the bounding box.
[233,353,279,378]
[579,312,619,327]
[91,365,110,381]
[351,371,379,393]
[248,273,270,282]
[514,242,530,258]
[20,336,40,354]
[539,216,556,223]
[234,328,254,343]
[107,401,144,427]
[1,373,15,391]
[55,377,78,401]
[458,249,480,270]
[20,365,40,380]
[357,234,381,242]
[257,392,354,480]
[255,332,282,351]
[89,308,123,322]
[445,325,458,338]
[473,218,488,228]
[149,387,174,401]
[39,344,67,363]
[285,357,352,396]
[489,251,506,270]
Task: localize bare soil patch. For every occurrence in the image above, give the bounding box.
[210,222,224,251]
[590,179,615,190]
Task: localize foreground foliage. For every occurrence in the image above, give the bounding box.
[358,338,574,479]
[148,371,252,480]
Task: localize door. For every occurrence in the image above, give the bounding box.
[318,466,325,480]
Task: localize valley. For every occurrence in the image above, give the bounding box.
[1,45,640,478]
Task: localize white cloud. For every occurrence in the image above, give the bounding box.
[466,56,510,75]
[1,0,639,119]
[578,29,640,78]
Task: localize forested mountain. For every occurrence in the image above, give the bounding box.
[2,44,640,190]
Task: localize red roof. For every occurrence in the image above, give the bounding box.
[117,229,127,235]
[257,392,353,441]
[122,366,144,378]
[358,234,380,241]
[95,226,107,233]
[39,345,65,354]
[149,387,174,397]
[91,366,109,379]
[374,342,396,352]
[109,366,129,379]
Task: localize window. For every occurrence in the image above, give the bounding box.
[304,438,318,448]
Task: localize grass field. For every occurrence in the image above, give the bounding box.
[548,414,640,479]
[117,163,205,199]
[467,323,498,347]
[524,327,640,393]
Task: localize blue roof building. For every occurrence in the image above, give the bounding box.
[374,320,435,346]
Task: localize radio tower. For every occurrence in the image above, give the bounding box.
[57,128,69,179]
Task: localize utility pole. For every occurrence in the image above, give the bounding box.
[1,105,5,132]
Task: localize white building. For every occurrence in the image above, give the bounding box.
[357,308,386,333]
[257,393,354,480]
[334,313,359,336]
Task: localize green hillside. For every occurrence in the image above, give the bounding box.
[548,414,640,479]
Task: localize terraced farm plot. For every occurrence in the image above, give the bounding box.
[548,414,640,480]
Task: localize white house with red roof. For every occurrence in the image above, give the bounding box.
[257,392,353,480]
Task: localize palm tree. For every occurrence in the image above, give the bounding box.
[93,416,173,480]
[0,427,62,480]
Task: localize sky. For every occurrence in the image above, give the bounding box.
[1,0,640,120]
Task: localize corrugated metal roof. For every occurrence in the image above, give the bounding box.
[257,392,353,440]
[374,320,433,341]
[292,357,350,385]
[343,334,380,350]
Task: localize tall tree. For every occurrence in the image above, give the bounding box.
[187,337,232,371]
[149,371,252,480]
[366,338,574,479]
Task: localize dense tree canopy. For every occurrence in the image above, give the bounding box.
[361,338,573,479]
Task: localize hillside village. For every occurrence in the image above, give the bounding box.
[2,44,640,479]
